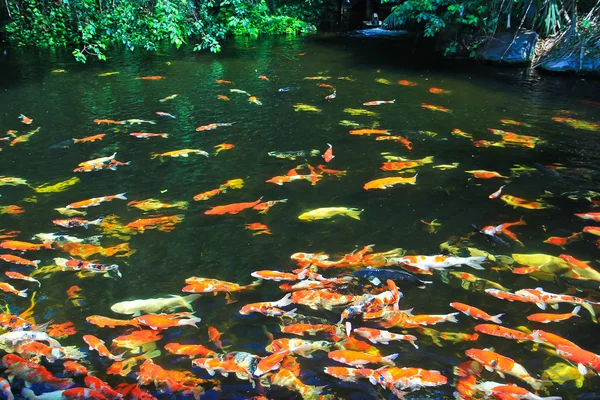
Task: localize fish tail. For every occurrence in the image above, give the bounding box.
[572,306,581,317]
[276,293,293,308]
[446,312,459,323]
[411,173,418,184]
[581,302,597,322]
[490,313,504,324]
[382,353,398,366]
[182,294,202,311]
[43,242,53,250]
[179,317,202,328]
[526,378,543,391]
[91,217,104,225]
[421,156,434,164]
[465,256,486,270]
[17,288,28,298]
[246,280,262,290]
[284,308,297,317]
[115,193,127,200]
[347,208,363,220]
[150,153,158,159]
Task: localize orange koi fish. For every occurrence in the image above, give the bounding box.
[258,75,269,81]
[85,376,122,400]
[328,350,397,367]
[583,226,600,236]
[450,302,503,324]
[130,132,168,138]
[66,193,126,209]
[500,119,532,127]
[501,195,551,210]
[19,114,32,124]
[280,324,344,341]
[205,198,262,215]
[398,80,417,86]
[349,128,389,135]
[421,103,451,113]
[63,360,88,376]
[253,199,288,214]
[136,76,165,80]
[215,79,233,84]
[291,289,357,311]
[266,166,322,185]
[0,282,27,297]
[363,174,418,190]
[575,212,600,221]
[375,367,448,391]
[405,313,459,326]
[112,330,162,350]
[67,286,84,306]
[429,87,450,94]
[192,357,250,378]
[2,354,73,389]
[62,387,111,399]
[544,232,582,247]
[0,240,51,252]
[151,149,208,158]
[322,143,334,162]
[317,83,335,89]
[245,223,272,235]
[73,134,105,143]
[249,96,263,105]
[83,335,124,361]
[127,198,188,211]
[317,164,346,177]
[182,276,259,294]
[527,306,581,323]
[214,143,234,154]
[351,326,418,348]
[164,342,216,358]
[0,254,40,268]
[485,289,537,305]
[251,270,306,281]
[58,242,132,259]
[5,271,41,286]
[363,100,395,106]
[126,215,183,232]
[451,128,472,139]
[137,359,203,398]
[208,326,223,350]
[0,205,25,215]
[193,187,224,201]
[196,122,234,131]
[93,119,124,125]
[555,345,600,375]
[86,315,139,328]
[466,170,507,179]
[217,94,230,101]
[135,313,201,330]
[465,348,542,389]
[375,135,413,150]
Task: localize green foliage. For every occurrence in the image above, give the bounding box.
[3,0,316,62]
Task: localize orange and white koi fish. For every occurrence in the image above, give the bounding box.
[135,313,202,330]
[291,289,358,311]
[253,199,287,214]
[249,96,262,105]
[136,75,165,80]
[449,129,472,139]
[555,345,600,375]
[317,164,346,177]
[349,128,389,135]
[214,143,234,154]
[251,270,306,281]
[380,155,433,171]
[19,114,32,124]
[515,288,599,319]
[84,375,122,400]
[63,360,88,376]
[0,240,51,252]
[205,198,263,215]
[374,367,448,392]
[164,342,216,358]
[450,302,503,324]
[207,326,223,350]
[151,149,208,158]
[527,306,580,323]
[398,80,417,86]
[2,354,73,389]
[130,132,168,138]
[485,289,537,305]
[67,286,84,306]
[575,212,600,221]
[0,254,40,268]
[279,324,344,341]
[363,100,395,106]
[196,122,234,131]
[159,94,178,102]
[86,315,139,328]
[5,271,40,286]
[466,170,507,179]
[245,223,272,235]
[328,350,398,367]
[323,143,334,162]
[137,359,203,399]
[192,357,250,377]
[351,326,418,348]
[73,134,105,143]
[473,381,560,400]
[93,119,124,125]
[239,293,296,317]
[394,255,486,272]
[324,366,373,383]
[363,174,418,190]
[66,193,127,209]
[182,276,260,293]
[489,185,506,199]
[422,103,451,113]
[83,335,124,361]
[0,377,13,400]
[0,282,27,297]
[429,88,450,94]
[465,348,543,389]
[583,226,600,236]
[62,387,112,399]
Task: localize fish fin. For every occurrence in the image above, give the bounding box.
[447,312,459,323]
[18,288,28,298]
[550,304,559,310]
[284,308,297,317]
[536,302,547,310]
[490,313,504,324]
[178,317,202,328]
[572,306,581,317]
[578,363,589,376]
[497,371,505,378]
[276,293,293,308]
[581,302,597,321]
[345,321,352,336]
[382,353,398,366]
[115,193,127,200]
[465,256,486,270]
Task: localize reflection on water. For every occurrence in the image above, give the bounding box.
[0,34,599,399]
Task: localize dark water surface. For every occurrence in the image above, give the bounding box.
[1,34,600,399]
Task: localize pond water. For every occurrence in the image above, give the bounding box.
[1,34,600,399]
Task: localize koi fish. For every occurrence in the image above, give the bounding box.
[128,198,188,212]
[195,122,234,131]
[294,104,322,113]
[134,313,201,330]
[375,135,413,150]
[245,223,272,235]
[258,75,269,81]
[151,149,209,158]
[349,128,389,135]
[86,315,139,328]
[380,155,433,171]
[421,103,451,113]
[130,132,168,138]
[328,350,398,367]
[52,217,103,228]
[489,185,505,199]
[304,76,331,80]
[63,360,88,376]
[205,198,263,215]
[500,119,532,127]
[466,170,507,179]
[182,276,259,294]
[19,114,32,124]
[126,215,183,232]
[351,326,418,348]
[394,255,486,272]
[2,354,73,389]
[363,100,395,106]
[112,330,163,351]
[363,174,418,190]
[110,294,199,315]
[473,381,560,400]
[5,271,41,286]
[555,345,600,375]
[450,302,503,324]
[229,88,250,95]
[98,72,119,76]
[0,282,27,297]
[216,79,232,84]
[298,207,362,221]
[217,94,230,101]
[527,306,581,323]
[164,342,216,358]
[239,293,296,317]
[451,128,472,139]
[501,195,552,210]
[544,232,582,247]
[136,76,165,80]
[214,143,234,154]
[574,212,600,221]
[248,96,262,105]
[0,205,24,215]
[253,199,287,214]
[465,348,542,389]
[84,376,122,400]
[0,240,51,251]
[156,112,176,118]
[251,270,306,281]
[159,94,178,102]
[429,87,450,94]
[93,119,124,125]
[375,78,391,85]
[397,80,417,86]
[475,324,532,341]
[66,193,127,209]
[0,254,40,268]
[125,119,155,125]
[73,134,105,143]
